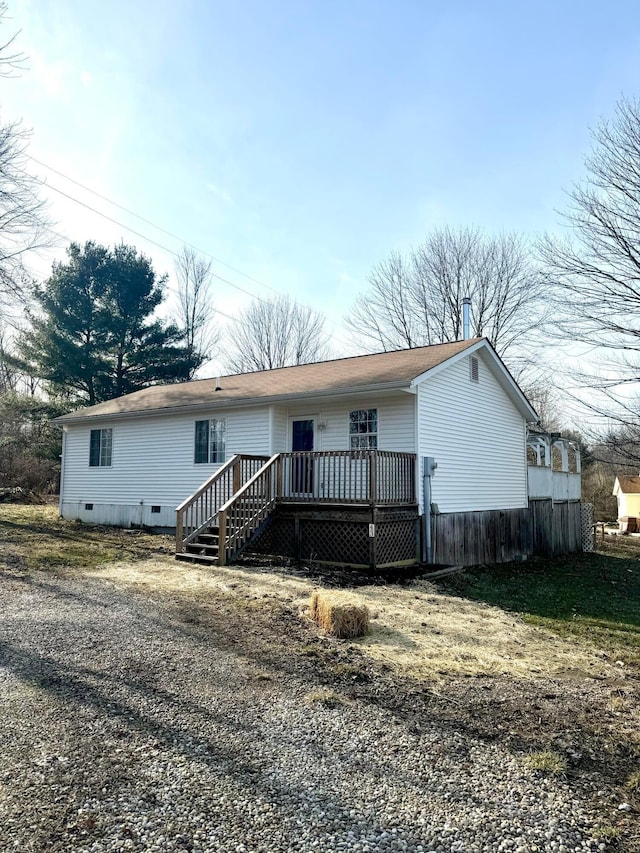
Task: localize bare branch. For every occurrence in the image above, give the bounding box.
[174,245,219,377]
[0,6,51,312]
[225,295,329,373]
[345,226,549,380]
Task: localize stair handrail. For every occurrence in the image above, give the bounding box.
[217,453,281,566]
[175,454,270,554]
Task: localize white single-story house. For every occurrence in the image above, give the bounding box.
[55,338,539,567]
[612,475,640,522]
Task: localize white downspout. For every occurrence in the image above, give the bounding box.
[58,427,66,517]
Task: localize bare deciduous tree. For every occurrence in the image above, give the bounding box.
[225,294,328,373]
[0,3,50,310]
[538,96,640,443]
[175,246,219,377]
[345,226,548,377]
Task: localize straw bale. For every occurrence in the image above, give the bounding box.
[309,590,370,639]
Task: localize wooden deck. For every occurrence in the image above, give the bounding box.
[175,450,417,567]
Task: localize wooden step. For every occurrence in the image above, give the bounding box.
[186,542,219,556]
[176,552,219,564]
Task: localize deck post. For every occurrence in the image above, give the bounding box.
[218,509,228,566]
[369,505,377,570]
[176,509,184,554]
[276,453,283,498]
[232,458,241,495]
[368,451,378,504]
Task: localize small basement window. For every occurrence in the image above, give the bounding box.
[151,505,161,514]
[84,503,93,511]
[470,356,479,382]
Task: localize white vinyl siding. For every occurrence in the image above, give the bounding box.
[270,405,289,453]
[417,351,527,513]
[60,406,270,526]
[284,392,416,453]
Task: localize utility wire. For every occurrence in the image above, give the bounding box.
[22,165,355,352]
[25,153,285,297]
[42,224,257,329]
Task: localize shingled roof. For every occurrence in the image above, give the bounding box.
[613,475,640,494]
[55,338,484,424]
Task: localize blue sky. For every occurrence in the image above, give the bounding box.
[4,0,640,367]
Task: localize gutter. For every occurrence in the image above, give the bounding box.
[54,379,413,426]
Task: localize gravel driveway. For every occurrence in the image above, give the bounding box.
[0,568,617,852]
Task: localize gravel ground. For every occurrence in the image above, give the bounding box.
[0,569,626,853]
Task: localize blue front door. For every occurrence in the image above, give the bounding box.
[292,419,314,494]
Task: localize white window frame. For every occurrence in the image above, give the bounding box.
[348,408,378,450]
[89,428,113,467]
[194,418,226,464]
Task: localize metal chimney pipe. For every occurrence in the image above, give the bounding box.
[462,297,471,340]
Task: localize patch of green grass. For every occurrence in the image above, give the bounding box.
[438,539,640,669]
[0,504,171,572]
[627,770,640,794]
[522,751,567,774]
[305,688,349,709]
[330,662,368,680]
[594,824,622,843]
[298,644,325,657]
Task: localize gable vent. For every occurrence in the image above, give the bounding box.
[470,356,479,382]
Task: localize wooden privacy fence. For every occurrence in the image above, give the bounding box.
[430,499,583,566]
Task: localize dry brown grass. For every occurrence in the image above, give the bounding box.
[93,559,616,681]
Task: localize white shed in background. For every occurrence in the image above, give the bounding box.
[612,476,640,521]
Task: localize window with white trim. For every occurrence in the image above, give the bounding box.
[89,428,112,467]
[349,409,378,449]
[194,418,226,464]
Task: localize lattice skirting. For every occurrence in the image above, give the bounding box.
[581,503,594,553]
[249,504,419,569]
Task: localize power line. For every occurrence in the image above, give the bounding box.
[22,166,355,353]
[35,222,343,359]
[25,171,269,304]
[25,153,286,298]
[42,224,255,329]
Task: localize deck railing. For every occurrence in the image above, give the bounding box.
[175,454,269,553]
[176,450,417,561]
[217,454,281,566]
[279,450,416,504]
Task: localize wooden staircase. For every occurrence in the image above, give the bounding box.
[175,454,280,566]
[177,524,221,564]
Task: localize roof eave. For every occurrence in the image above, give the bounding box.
[410,338,539,422]
[54,378,412,425]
